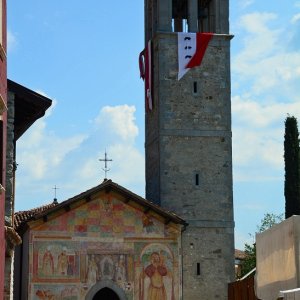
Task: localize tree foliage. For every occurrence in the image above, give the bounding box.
[256,213,284,233]
[284,116,300,218]
[240,242,256,278]
[240,213,283,277]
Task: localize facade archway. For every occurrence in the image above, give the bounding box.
[92,287,119,299]
[85,280,127,300]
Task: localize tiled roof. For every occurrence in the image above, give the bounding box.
[235,249,246,260]
[14,202,58,231]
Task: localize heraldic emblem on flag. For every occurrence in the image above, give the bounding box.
[139,40,153,111]
[178,32,213,80]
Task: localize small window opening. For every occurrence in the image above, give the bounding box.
[197,263,201,275]
[195,174,199,186]
[193,82,198,94]
[172,19,188,32]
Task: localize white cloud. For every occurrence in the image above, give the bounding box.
[232,12,300,96]
[252,54,300,94]
[79,158,99,181]
[295,2,300,8]
[18,92,80,178]
[16,103,145,208]
[94,105,138,143]
[233,127,283,170]
[233,13,278,65]
[232,96,300,178]
[291,13,300,24]
[232,11,300,181]
[18,103,87,180]
[232,96,300,128]
[77,144,145,190]
[108,144,145,186]
[78,105,145,191]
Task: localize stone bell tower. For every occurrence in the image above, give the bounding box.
[144,0,235,299]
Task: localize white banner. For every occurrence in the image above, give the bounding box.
[177,32,196,80]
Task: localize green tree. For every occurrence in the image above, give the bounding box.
[240,213,283,277]
[256,213,284,233]
[284,116,300,218]
[240,242,256,278]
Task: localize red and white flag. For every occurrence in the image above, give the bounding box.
[178,32,213,80]
[139,40,153,111]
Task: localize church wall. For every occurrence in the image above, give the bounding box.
[24,192,182,300]
[182,227,234,299]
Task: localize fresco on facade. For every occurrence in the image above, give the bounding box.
[28,192,181,299]
[32,241,79,281]
[83,253,134,292]
[138,243,178,300]
[33,285,79,300]
[34,196,165,238]
[30,241,180,300]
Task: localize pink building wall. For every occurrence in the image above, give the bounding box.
[0,0,7,299]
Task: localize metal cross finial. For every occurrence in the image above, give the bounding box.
[99,150,112,180]
[53,185,59,204]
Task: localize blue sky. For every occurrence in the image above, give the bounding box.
[7,0,300,249]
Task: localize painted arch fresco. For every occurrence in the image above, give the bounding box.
[28,195,182,300]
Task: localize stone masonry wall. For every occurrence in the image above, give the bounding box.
[4,91,16,300]
[146,32,235,299]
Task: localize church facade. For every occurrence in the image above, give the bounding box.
[14,180,186,300]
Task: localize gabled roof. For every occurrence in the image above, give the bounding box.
[15,180,187,233]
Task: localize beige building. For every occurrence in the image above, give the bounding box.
[256,216,300,300]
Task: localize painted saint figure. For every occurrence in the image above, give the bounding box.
[115,255,126,283]
[87,255,98,285]
[100,256,114,280]
[57,248,68,275]
[42,247,54,276]
[67,255,75,276]
[141,252,169,300]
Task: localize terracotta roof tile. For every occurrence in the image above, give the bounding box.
[14,202,58,230]
[235,249,246,260]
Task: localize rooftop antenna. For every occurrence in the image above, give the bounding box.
[53,185,59,204]
[99,150,112,180]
